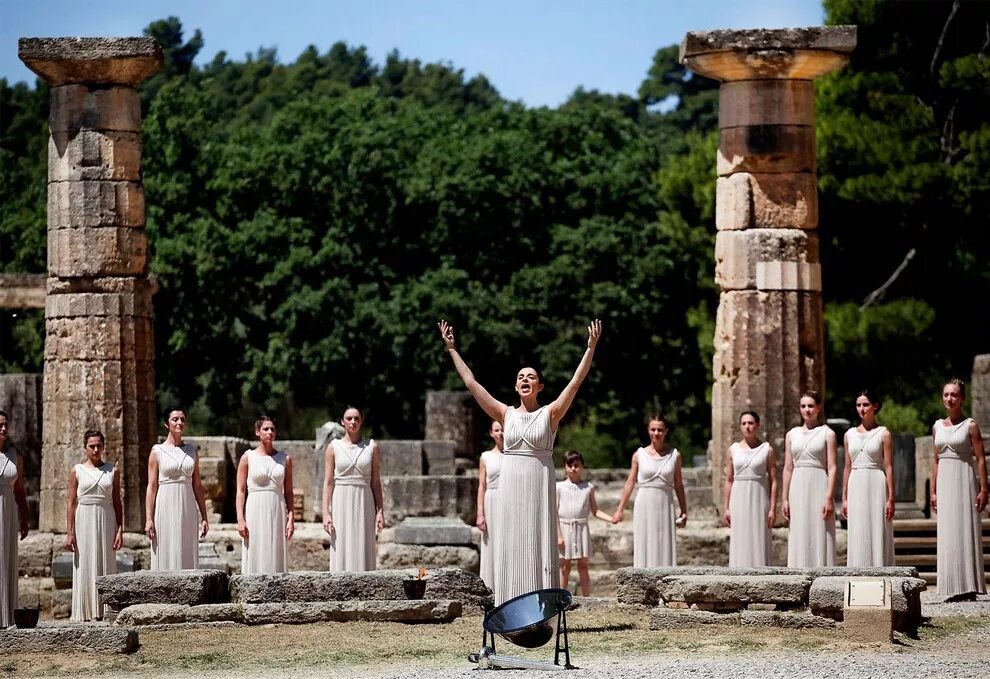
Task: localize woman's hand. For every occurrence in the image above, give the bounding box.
[821,497,835,521]
[587,319,602,349]
[723,510,731,528]
[438,320,456,351]
[476,514,487,533]
[65,531,77,553]
[930,493,937,513]
[200,519,210,539]
[237,520,249,540]
[285,515,295,540]
[781,501,790,522]
[19,513,28,540]
[144,520,156,541]
[766,507,776,529]
[610,509,623,524]
[884,498,895,521]
[676,512,687,528]
[323,516,334,537]
[113,527,124,551]
[375,508,385,534]
[557,536,565,553]
[976,490,988,513]
[841,499,849,520]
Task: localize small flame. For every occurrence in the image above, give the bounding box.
[418,568,428,580]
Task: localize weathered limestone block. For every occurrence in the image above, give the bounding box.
[973,355,990,432]
[114,603,245,626]
[0,626,139,654]
[0,273,46,309]
[378,544,479,572]
[229,571,419,603]
[19,37,164,87]
[382,475,478,527]
[242,600,462,625]
[679,27,857,81]
[394,517,474,546]
[45,316,154,362]
[97,570,230,608]
[18,533,54,577]
[196,455,227,525]
[740,610,836,628]
[808,576,926,633]
[379,440,426,476]
[48,85,141,135]
[659,575,812,607]
[914,436,933,509]
[648,608,739,628]
[423,440,456,475]
[717,125,815,175]
[285,524,331,571]
[48,226,148,277]
[420,567,493,609]
[48,131,141,182]
[46,276,155,315]
[714,229,820,291]
[425,390,479,458]
[47,180,145,229]
[719,80,815,128]
[715,172,818,230]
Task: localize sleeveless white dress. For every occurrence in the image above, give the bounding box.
[151,443,200,570]
[729,441,772,567]
[633,448,679,568]
[557,480,593,559]
[71,463,117,621]
[935,418,986,596]
[479,449,502,590]
[0,447,19,627]
[493,406,559,605]
[329,438,376,571]
[241,450,289,575]
[846,427,894,567]
[787,426,836,567]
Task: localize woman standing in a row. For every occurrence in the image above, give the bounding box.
[145,407,210,569]
[724,411,776,567]
[842,390,894,567]
[0,410,30,627]
[782,392,837,567]
[933,379,987,600]
[476,420,503,590]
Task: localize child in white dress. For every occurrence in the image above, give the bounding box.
[557,450,612,595]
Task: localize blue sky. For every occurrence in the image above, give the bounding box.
[2,0,824,107]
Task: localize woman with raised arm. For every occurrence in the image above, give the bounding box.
[0,410,30,628]
[782,391,837,567]
[322,407,385,571]
[842,390,895,567]
[438,318,602,604]
[611,414,687,567]
[237,415,294,575]
[145,407,210,570]
[932,379,988,600]
[66,430,123,621]
[477,420,504,591]
[724,411,777,567]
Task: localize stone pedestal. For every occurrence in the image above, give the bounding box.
[425,391,478,458]
[680,27,856,506]
[19,38,163,531]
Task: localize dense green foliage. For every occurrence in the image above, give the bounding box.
[2,3,987,456]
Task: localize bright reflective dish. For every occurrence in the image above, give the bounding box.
[483,588,572,648]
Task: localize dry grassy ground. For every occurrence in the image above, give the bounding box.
[4,606,989,678]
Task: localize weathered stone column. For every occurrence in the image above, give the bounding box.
[19,38,162,531]
[680,27,856,506]
[972,355,990,429]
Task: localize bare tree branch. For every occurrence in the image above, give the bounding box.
[931,0,961,75]
[860,248,917,310]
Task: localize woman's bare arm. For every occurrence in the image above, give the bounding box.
[438,320,509,423]
[371,442,385,533]
[549,320,602,429]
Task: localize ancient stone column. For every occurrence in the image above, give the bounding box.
[680,27,856,506]
[19,38,163,531]
[972,355,990,429]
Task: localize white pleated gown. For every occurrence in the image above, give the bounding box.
[845,427,894,567]
[329,438,376,571]
[493,406,559,605]
[729,442,772,567]
[151,444,200,570]
[241,450,289,575]
[787,426,836,567]
[71,463,117,621]
[479,449,502,590]
[557,480,593,559]
[633,448,679,568]
[0,447,19,628]
[935,418,986,596]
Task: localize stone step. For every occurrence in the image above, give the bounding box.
[97,570,229,609]
[658,574,812,607]
[649,608,835,630]
[895,536,990,549]
[0,625,139,654]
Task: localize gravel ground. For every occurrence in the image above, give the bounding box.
[921,590,990,617]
